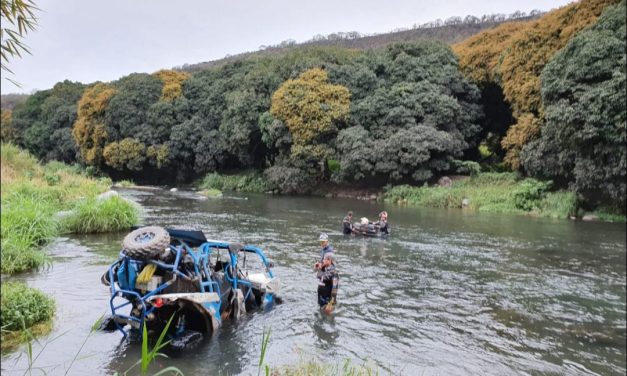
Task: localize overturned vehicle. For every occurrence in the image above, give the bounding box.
[100,226,279,350]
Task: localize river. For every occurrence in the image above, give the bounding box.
[2,188,625,375]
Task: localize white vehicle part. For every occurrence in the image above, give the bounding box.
[247,273,280,294]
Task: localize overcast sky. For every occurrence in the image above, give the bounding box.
[1,0,573,94]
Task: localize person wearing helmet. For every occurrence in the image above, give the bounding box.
[314,233,334,270]
[317,252,339,314]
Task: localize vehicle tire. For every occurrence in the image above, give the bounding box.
[122,226,170,259]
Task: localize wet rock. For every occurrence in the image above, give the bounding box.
[369,194,377,200]
[96,190,119,201]
[582,214,599,221]
[170,188,178,192]
[438,176,453,188]
[54,210,75,220]
[462,198,470,208]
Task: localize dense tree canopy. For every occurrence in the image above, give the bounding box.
[332,41,482,184]
[9,80,84,162]
[454,0,620,169]
[521,1,626,210]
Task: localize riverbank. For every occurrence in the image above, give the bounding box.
[0,143,141,350]
[196,171,625,221]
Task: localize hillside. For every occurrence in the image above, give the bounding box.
[177,12,542,73]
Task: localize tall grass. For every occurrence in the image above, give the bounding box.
[200,171,269,193]
[0,144,141,350]
[385,173,577,218]
[61,196,140,234]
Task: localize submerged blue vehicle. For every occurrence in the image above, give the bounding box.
[100,226,279,349]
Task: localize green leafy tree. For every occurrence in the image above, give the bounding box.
[521,1,626,211]
[334,41,482,183]
[103,137,147,171]
[104,73,162,141]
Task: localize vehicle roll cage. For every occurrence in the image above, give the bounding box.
[107,236,275,338]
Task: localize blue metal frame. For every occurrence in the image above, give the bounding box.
[106,239,276,339]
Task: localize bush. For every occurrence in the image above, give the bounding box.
[264,166,311,194]
[200,172,268,193]
[61,196,140,233]
[512,179,551,211]
[451,160,481,176]
[384,172,575,218]
[1,282,55,332]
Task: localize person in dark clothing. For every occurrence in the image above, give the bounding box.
[341,211,353,234]
[314,233,333,270]
[375,211,389,235]
[317,252,338,314]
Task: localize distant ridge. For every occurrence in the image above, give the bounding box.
[175,12,543,73]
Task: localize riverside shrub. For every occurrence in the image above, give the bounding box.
[1,282,55,331]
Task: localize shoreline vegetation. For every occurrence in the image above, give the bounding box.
[196,171,625,222]
[0,143,141,351]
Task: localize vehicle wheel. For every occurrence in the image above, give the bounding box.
[122,226,170,259]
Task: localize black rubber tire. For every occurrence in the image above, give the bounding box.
[122,226,170,259]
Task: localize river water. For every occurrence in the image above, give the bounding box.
[2,188,625,375]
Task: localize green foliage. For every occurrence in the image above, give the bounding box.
[454,0,620,169]
[0,282,54,332]
[10,81,84,162]
[451,160,481,176]
[103,137,147,171]
[512,179,551,211]
[327,159,340,173]
[61,195,140,234]
[521,1,626,211]
[334,41,482,183]
[1,192,57,273]
[385,172,576,218]
[1,0,38,86]
[264,165,311,194]
[200,171,269,193]
[203,188,223,198]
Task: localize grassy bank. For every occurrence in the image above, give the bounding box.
[1,143,140,273]
[385,173,581,219]
[199,171,269,193]
[1,143,140,350]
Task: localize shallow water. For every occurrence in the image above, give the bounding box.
[2,188,625,375]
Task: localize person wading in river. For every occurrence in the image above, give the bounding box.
[342,211,353,235]
[314,233,334,269]
[317,252,339,314]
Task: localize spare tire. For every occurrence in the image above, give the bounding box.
[122,226,170,259]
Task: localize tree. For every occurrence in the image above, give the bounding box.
[72,83,116,166]
[333,42,482,183]
[0,109,15,141]
[271,68,350,148]
[454,0,620,168]
[103,137,147,171]
[270,67,350,184]
[521,1,626,210]
[1,0,38,86]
